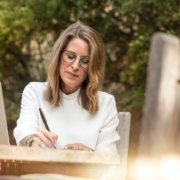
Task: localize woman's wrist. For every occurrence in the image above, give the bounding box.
[19,134,34,146]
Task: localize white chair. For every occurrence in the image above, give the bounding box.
[116,112,131,180]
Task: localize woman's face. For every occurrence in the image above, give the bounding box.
[59,37,89,94]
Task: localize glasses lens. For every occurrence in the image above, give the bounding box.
[80,58,89,68]
[62,51,76,63]
[62,50,89,69]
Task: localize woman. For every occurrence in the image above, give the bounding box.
[13,23,120,154]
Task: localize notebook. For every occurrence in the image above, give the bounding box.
[0,82,10,145]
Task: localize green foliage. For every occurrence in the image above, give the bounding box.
[0,0,180,121]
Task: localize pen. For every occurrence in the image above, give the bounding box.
[39,108,56,148]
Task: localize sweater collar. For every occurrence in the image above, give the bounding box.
[61,88,80,100]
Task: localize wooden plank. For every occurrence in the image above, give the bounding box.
[0,162,107,179]
[139,33,180,156]
[0,145,120,165]
[0,83,10,145]
[0,145,120,179]
[21,174,96,180]
[0,176,21,180]
[116,112,131,180]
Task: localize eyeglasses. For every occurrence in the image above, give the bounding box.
[61,50,89,69]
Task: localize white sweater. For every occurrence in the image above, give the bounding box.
[13,82,120,154]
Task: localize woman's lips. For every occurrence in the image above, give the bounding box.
[67,71,78,77]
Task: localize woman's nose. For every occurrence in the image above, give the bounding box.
[71,59,80,70]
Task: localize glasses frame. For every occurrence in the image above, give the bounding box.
[61,49,89,69]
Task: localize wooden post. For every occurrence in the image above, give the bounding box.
[139,33,180,156]
[0,82,10,145]
[117,112,131,180]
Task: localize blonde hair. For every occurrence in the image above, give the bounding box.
[44,23,105,113]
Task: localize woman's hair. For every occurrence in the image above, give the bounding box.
[44,23,105,113]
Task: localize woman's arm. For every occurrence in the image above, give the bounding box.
[13,83,58,148]
[95,95,120,154]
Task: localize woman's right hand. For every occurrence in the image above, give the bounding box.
[32,129,58,148]
[20,129,58,148]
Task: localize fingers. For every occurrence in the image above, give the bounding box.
[32,129,58,148]
[32,139,47,148]
[64,143,90,151]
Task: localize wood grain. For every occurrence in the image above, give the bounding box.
[0,145,120,179]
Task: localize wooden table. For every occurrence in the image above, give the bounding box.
[0,145,120,179]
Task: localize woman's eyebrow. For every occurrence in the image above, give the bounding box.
[65,50,76,55]
[81,56,89,58]
[66,50,89,57]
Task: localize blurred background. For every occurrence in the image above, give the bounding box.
[0,0,180,171]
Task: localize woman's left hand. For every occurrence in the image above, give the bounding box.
[64,143,90,151]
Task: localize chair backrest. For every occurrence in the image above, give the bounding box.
[116,112,131,180]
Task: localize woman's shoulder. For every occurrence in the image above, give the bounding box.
[98,91,115,102]
[23,82,47,93]
[98,91,114,98]
[98,91,117,112]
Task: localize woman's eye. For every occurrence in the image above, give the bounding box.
[81,59,89,64]
[68,56,75,60]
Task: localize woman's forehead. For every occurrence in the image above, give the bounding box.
[65,37,90,56]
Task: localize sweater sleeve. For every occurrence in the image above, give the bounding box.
[95,95,120,154]
[13,83,40,145]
